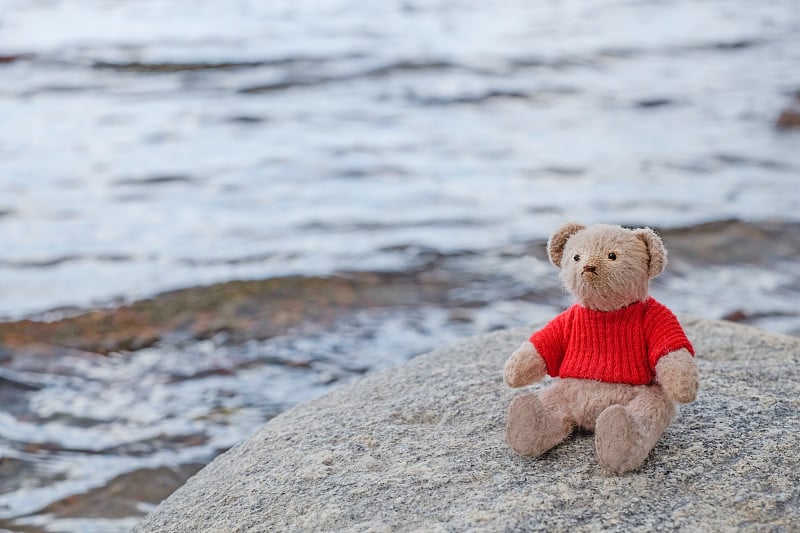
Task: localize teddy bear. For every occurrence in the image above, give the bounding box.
[504,222,699,473]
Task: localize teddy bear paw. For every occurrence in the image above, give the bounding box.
[655,349,699,404]
[506,393,565,457]
[503,342,546,388]
[595,405,648,474]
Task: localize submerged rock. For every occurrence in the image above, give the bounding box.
[776,108,800,130]
[134,318,800,532]
[0,273,456,354]
[776,90,800,129]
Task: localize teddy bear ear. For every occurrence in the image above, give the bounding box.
[547,223,586,268]
[633,228,667,278]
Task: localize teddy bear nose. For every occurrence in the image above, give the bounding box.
[582,264,597,274]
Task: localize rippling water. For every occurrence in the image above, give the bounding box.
[2,0,799,316]
[1,0,799,530]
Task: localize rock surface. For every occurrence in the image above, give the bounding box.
[134,318,800,532]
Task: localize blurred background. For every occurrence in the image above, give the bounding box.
[0,0,798,531]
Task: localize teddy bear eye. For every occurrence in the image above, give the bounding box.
[608,252,617,260]
[573,254,580,262]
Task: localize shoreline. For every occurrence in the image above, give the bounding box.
[2,218,799,357]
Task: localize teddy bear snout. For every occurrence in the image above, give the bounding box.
[582,264,597,274]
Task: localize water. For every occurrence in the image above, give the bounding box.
[2,0,799,316]
[1,0,799,530]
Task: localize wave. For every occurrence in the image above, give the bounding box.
[238,59,467,94]
[0,254,133,269]
[113,174,198,186]
[91,55,330,73]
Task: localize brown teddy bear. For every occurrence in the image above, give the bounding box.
[504,223,699,473]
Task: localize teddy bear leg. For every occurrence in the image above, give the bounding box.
[594,386,674,474]
[506,387,572,457]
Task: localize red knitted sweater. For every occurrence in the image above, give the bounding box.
[530,298,694,385]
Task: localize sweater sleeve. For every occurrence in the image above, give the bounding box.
[643,299,695,370]
[530,309,570,377]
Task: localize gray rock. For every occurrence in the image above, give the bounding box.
[135,318,800,532]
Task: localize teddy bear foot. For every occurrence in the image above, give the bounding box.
[594,405,649,474]
[506,393,567,457]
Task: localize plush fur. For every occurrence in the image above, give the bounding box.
[505,223,699,474]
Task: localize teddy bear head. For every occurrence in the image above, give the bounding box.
[547,223,667,312]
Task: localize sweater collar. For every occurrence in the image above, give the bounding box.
[573,297,653,316]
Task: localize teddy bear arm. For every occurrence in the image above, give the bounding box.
[655,348,698,403]
[504,341,548,388]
